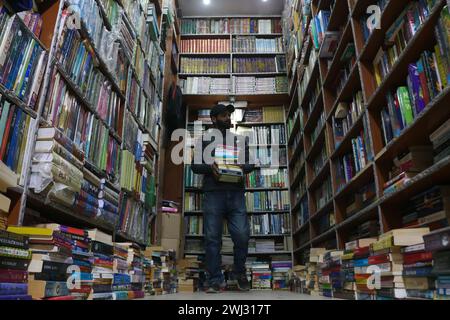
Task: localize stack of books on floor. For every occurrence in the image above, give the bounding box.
[143,247,178,295]
[8,225,73,300]
[370,228,431,300]
[0,229,31,300]
[251,261,272,290]
[123,243,146,299]
[289,265,307,293]
[43,224,93,300]
[424,227,450,300]
[340,238,377,300]
[88,229,114,300]
[321,250,344,298]
[112,243,130,300]
[307,248,326,296]
[271,256,292,290]
[177,256,203,293]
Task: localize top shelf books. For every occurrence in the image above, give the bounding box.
[181,17,282,35]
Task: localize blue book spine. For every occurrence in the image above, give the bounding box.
[19,42,39,99]
[0,294,32,300]
[0,283,28,296]
[5,108,22,169]
[354,258,369,267]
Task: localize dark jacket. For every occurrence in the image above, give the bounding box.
[191,130,255,192]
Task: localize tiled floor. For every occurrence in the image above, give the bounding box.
[141,290,335,300]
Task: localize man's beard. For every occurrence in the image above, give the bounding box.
[216,119,232,130]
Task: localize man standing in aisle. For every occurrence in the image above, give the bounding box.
[191,104,255,293]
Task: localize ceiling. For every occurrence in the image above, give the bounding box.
[178,0,285,17]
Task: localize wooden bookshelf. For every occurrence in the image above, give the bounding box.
[182,102,293,264]
[0,0,176,248]
[287,0,450,265]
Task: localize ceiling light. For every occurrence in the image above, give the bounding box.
[203,0,211,5]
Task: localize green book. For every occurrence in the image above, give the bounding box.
[396,86,414,126]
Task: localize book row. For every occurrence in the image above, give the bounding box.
[181,18,282,35]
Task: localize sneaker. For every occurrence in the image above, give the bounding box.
[206,282,222,294]
[236,274,250,292]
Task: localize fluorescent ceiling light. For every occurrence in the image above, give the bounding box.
[203,0,211,5]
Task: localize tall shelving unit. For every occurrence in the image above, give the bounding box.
[286,0,450,265]
[182,105,293,259]
[0,0,177,247]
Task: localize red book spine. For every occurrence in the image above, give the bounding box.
[354,246,370,257]
[368,254,390,265]
[403,252,433,265]
[0,269,28,283]
[0,106,15,160]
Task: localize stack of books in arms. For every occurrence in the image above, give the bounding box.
[0,11,48,110]
[214,144,244,184]
[424,227,450,300]
[7,225,75,300]
[0,229,31,300]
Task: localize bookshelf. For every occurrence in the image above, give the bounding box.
[0,0,176,248]
[178,15,289,99]
[286,0,450,266]
[182,104,294,284]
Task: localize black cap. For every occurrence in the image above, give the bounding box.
[210,104,235,117]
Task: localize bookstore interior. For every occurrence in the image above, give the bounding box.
[0,0,449,302]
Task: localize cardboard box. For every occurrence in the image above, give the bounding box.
[160,212,182,239]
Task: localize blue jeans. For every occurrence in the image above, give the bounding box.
[203,191,250,285]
